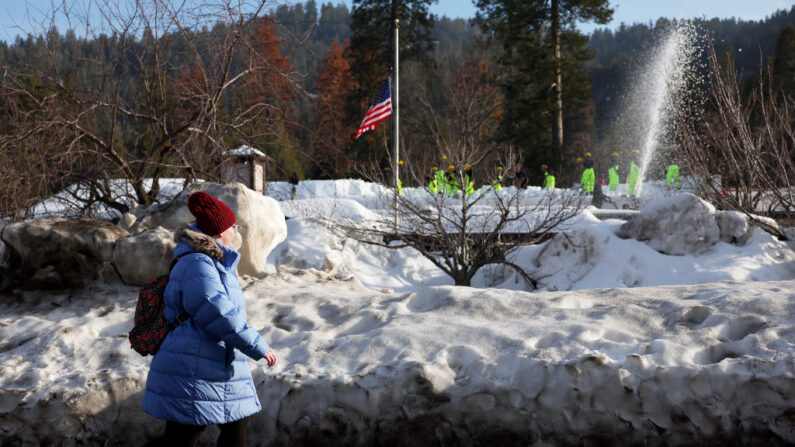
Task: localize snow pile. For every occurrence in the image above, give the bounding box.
[267,179,389,207]
[618,194,722,255]
[279,198,378,221]
[0,272,792,445]
[531,220,794,291]
[269,219,449,292]
[267,192,795,293]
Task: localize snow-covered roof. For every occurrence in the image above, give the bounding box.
[225,144,269,159]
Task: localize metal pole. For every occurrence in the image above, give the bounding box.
[393,18,400,232]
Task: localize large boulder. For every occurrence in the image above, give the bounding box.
[0,218,127,288]
[617,193,758,255]
[112,227,175,285]
[131,182,286,277]
[617,194,721,255]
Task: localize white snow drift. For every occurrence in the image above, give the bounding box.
[0,270,792,445]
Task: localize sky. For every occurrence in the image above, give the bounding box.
[1,0,792,42]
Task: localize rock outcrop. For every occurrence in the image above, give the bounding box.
[1,218,128,288]
[111,227,176,285]
[131,182,286,278]
[617,193,753,255]
[2,182,287,288]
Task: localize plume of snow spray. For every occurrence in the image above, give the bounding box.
[618,21,704,196]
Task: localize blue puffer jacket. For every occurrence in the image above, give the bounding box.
[142,227,269,425]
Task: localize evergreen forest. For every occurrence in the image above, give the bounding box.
[0,1,793,218]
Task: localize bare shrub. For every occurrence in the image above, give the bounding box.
[0,0,294,221]
[674,34,795,237]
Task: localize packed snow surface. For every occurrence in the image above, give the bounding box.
[1,179,793,445]
[0,272,792,445]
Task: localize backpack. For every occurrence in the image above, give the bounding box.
[129,254,191,356]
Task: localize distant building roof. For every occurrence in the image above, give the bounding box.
[225,145,270,159]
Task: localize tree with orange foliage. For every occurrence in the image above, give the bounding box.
[238,16,295,129]
[234,15,306,178]
[313,38,358,178]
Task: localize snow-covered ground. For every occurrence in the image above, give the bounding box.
[267,179,795,293]
[0,271,792,445]
[0,179,793,445]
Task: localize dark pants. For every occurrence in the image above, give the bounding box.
[146,417,248,447]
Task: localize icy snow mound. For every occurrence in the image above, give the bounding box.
[266,218,451,291]
[266,193,795,294]
[527,217,795,291]
[618,193,755,255]
[0,276,792,445]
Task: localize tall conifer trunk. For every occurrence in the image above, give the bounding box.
[551,0,563,169]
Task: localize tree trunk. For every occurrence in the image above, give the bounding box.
[551,0,564,170]
[453,268,471,286]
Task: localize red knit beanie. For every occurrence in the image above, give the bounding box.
[188,191,236,236]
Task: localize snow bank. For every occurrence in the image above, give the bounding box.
[266,196,795,293]
[279,198,378,221]
[267,219,451,292]
[267,179,389,208]
[510,216,795,291]
[0,274,792,445]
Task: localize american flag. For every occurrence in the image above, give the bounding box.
[354,78,392,139]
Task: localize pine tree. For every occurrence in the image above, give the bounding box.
[772,24,795,97]
[475,0,611,182]
[348,0,437,168]
[350,0,436,86]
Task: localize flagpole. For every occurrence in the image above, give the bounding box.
[393,18,400,232]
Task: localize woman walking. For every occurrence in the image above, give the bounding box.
[142,191,277,447]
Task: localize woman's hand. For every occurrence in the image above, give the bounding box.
[264,348,277,367]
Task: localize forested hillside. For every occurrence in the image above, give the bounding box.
[0,1,792,220]
[588,7,795,142]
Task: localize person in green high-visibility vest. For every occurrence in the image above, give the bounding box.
[541,164,555,189]
[665,154,681,190]
[608,152,620,191]
[581,152,595,194]
[445,164,459,196]
[464,164,475,196]
[397,160,403,194]
[429,155,448,194]
[628,149,641,196]
[428,166,438,193]
[435,166,446,194]
[492,167,503,191]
